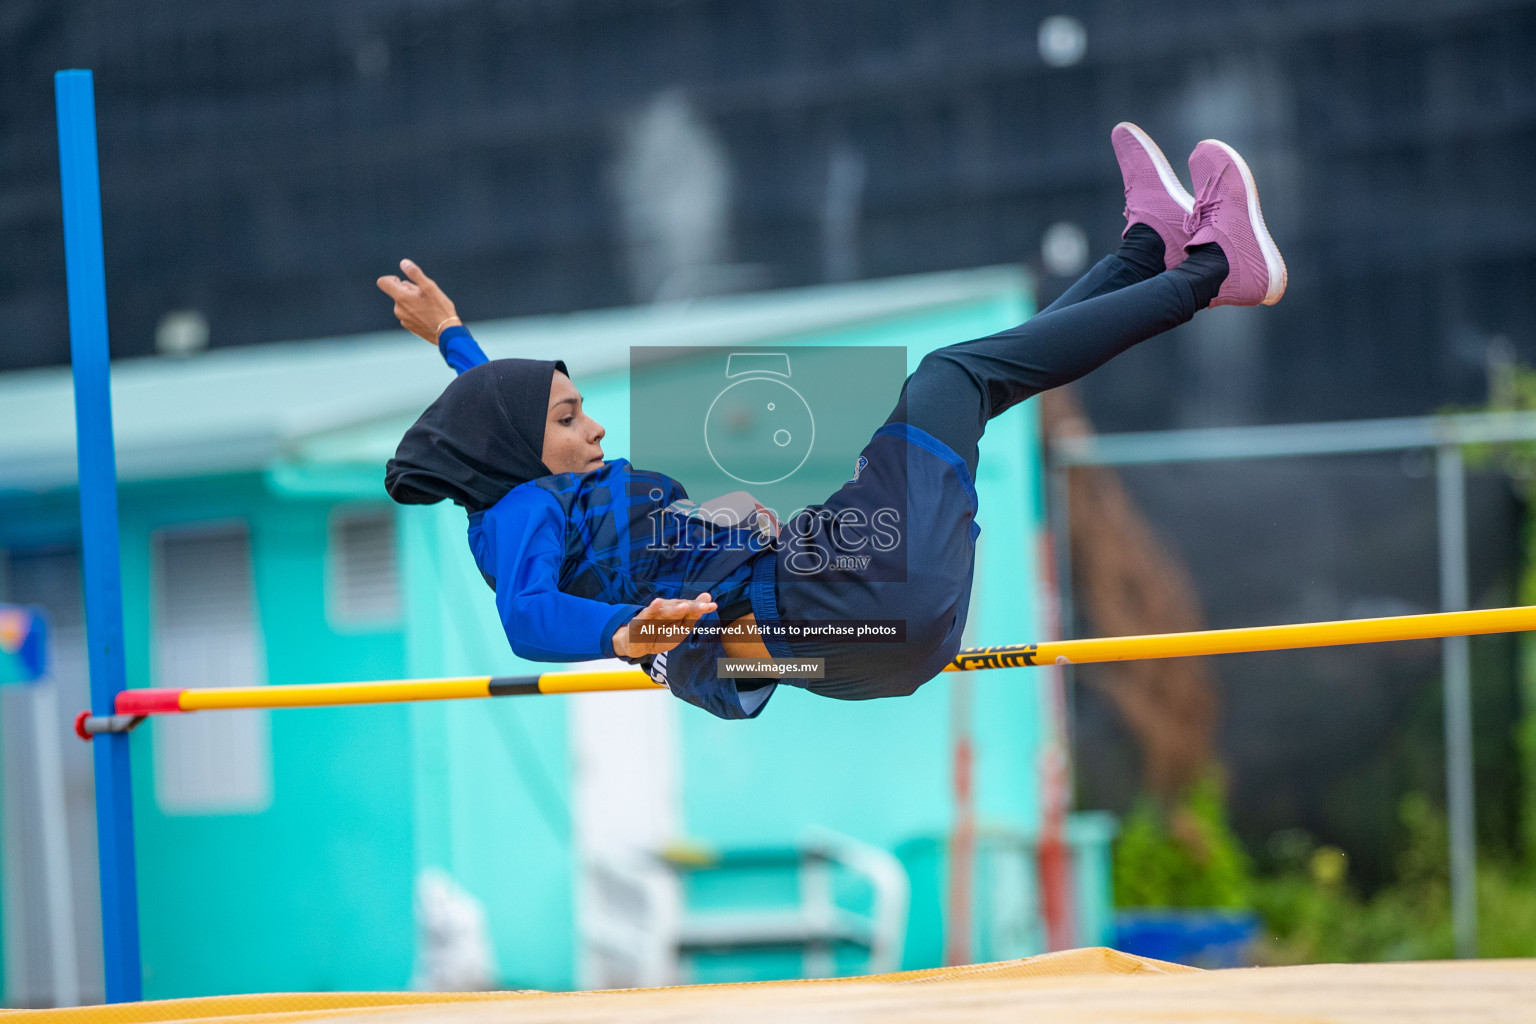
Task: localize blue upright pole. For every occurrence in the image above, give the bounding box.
[54,69,142,1005]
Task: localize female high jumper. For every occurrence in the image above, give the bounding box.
[378,124,1285,720]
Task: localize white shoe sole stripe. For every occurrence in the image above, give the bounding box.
[1200,139,1288,305]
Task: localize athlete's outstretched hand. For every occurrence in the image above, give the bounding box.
[613,593,718,658]
[376,259,459,344]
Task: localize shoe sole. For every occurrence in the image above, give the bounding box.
[1116,121,1194,215]
[1198,139,1287,305]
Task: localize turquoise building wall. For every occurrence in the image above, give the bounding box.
[128,482,415,997]
[398,502,576,992]
[0,479,418,999]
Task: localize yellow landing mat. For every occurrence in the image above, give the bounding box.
[6,946,1536,1024]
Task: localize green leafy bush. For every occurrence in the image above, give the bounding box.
[1113,776,1536,962]
[1252,793,1536,963]
[1113,774,1252,908]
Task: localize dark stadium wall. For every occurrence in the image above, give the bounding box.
[4,0,1535,434]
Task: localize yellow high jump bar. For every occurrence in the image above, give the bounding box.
[74,605,1536,736]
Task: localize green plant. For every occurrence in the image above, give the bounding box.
[1251,793,1536,963]
[1113,773,1252,908]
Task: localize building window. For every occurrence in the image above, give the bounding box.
[151,524,271,815]
[327,508,401,628]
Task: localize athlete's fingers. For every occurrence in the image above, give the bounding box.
[646,597,714,615]
[377,276,421,302]
[677,600,717,629]
[629,596,719,656]
[401,258,436,290]
[641,600,676,621]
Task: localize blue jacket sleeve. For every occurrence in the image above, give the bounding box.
[438,325,488,376]
[475,489,644,661]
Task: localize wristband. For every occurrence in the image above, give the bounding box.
[434,316,462,337]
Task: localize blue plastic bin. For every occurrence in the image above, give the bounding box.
[1113,909,1261,968]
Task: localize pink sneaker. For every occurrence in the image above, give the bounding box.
[1112,122,1195,270]
[1185,140,1287,306]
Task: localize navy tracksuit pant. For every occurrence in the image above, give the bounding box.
[765,229,1225,701]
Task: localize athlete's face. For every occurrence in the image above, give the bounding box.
[542,371,606,475]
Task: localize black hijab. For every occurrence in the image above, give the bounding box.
[385,357,569,513]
